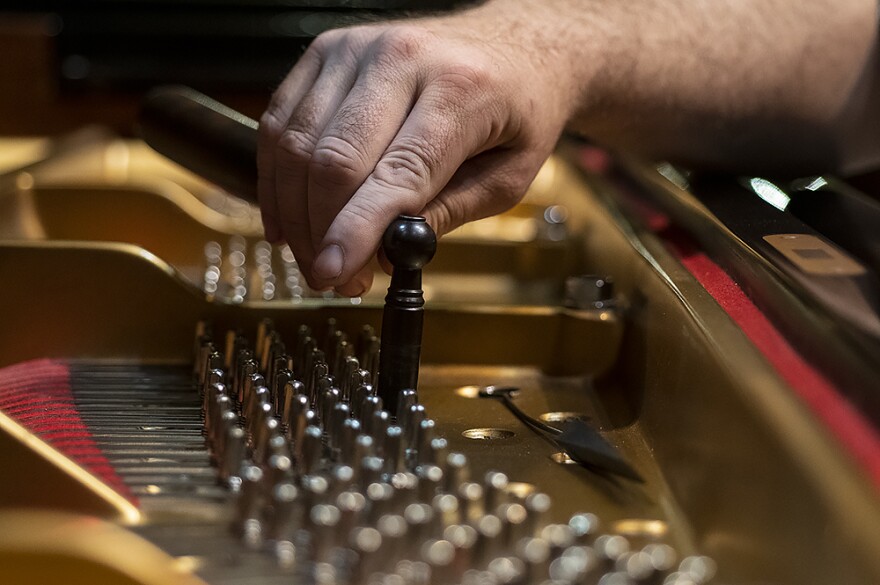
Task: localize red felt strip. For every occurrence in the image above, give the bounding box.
[0,359,137,505]
[671,241,880,489]
[578,147,880,490]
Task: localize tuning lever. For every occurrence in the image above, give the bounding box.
[377,216,437,416]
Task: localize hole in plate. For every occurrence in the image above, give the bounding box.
[462,428,515,440]
[610,518,669,539]
[550,452,578,465]
[539,411,590,424]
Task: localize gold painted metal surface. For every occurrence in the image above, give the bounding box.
[0,511,206,585]
[0,133,877,584]
[0,411,140,523]
[0,134,579,305]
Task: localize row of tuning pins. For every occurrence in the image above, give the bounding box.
[193,318,450,497]
[193,322,716,585]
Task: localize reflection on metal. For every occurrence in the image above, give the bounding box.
[763,233,866,276]
[748,177,791,211]
[550,452,577,465]
[454,385,483,399]
[803,176,829,191]
[656,162,691,190]
[611,518,670,540]
[505,481,537,499]
[539,411,590,424]
[461,428,516,440]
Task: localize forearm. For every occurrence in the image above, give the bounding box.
[471,0,879,173]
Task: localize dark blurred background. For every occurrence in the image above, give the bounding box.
[0,1,459,135]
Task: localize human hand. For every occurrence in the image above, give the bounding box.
[258,4,578,296]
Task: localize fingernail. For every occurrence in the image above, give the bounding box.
[314,244,344,281]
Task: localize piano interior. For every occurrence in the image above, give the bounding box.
[1,10,880,584]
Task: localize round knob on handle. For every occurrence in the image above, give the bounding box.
[382,215,437,270]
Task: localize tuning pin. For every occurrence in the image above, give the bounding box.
[300,425,325,476]
[255,318,273,364]
[483,471,509,514]
[473,514,504,566]
[365,482,396,524]
[203,382,226,438]
[444,453,469,494]
[383,426,406,476]
[328,403,353,459]
[338,420,366,467]
[432,493,459,532]
[429,437,449,470]
[280,378,305,422]
[401,404,426,454]
[265,482,299,541]
[272,367,293,413]
[413,419,436,468]
[360,455,384,490]
[359,394,382,429]
[524,493,553,538]
[235,463,264,547]
[349,527,383,584]
[396,389,417,426]
[201,371,224,414]
[235,357,258,404]
[368,410,391,450]
[333,341,353,387]
[403,502,435,548]
[295,331,315,381]
[516,536,552,583]
[497,503,528,549]
[265,435,293,485]
[309,504,342,563]
[285,391,310,439]
[349,370,371,405]
[251,403,279,462]
[339,356,360,402]
[306,350,328,407]
[416,464,443,502]
[376,513,409,566]
[319,386,341,430]
[457,482,484,525]
[219,425,247,485]
[568,512,600,544]
[213,409,239,463]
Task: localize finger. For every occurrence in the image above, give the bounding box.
[312,73,506,287]
[258,45,323,243]
[274,53,359,286]
[420,149,538,238]
[306,60,419,254]
[334,266,374,297]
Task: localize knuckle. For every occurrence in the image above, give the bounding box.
[376,25,430,61]
[372,136,439,192]
[276,127,319,167]
[434,61,495,97]
[309,136,368,187]
[259,109,285,139]
[310,29,341,53]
